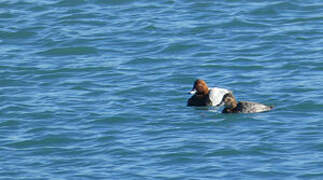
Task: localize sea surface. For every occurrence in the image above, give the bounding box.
[1,0,323,179]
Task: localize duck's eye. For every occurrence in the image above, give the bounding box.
[225,97,232,102]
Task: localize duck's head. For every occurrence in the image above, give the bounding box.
[221,93,238,109]
[189,79,209,95]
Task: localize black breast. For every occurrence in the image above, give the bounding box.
[187,94,211,106]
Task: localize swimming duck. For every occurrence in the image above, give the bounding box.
[221,93,273,113]
[187,79,232,107]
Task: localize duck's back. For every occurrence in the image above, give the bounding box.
[238,101,273,113]
[208,87,231,106]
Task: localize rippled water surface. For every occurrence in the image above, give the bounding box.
[1,0,323,179]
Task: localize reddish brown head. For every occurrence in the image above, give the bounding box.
[190,79,209,95]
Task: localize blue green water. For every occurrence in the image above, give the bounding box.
[1,0,323,179]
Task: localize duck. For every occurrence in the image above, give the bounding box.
[187,79,232,107]
[221,93,273,113]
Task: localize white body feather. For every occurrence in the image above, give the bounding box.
[208,87,231,106]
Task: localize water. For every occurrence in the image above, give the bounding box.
[1,0,323,179]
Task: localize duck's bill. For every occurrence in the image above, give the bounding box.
[189,90,196,95]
